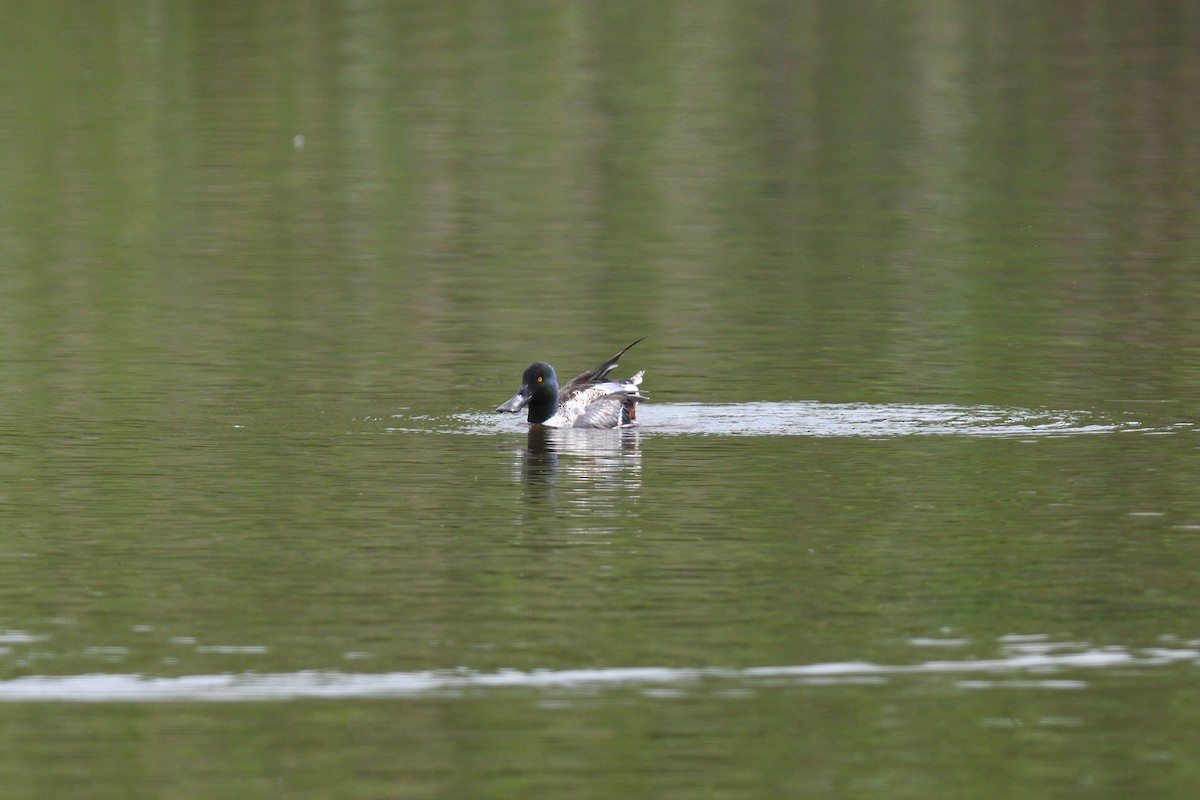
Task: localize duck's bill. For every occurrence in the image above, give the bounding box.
[495,388,530,413]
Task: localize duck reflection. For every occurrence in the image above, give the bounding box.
[512,426,643,511]
[520,426,559,495]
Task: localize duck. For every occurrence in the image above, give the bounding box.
[495,337,648,428]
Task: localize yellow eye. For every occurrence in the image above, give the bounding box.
[536,376,543,383]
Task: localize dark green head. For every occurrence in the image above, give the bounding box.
[495,361,560,424]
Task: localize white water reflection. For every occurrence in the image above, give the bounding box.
[1,642,1195,702]
[430,402,1173,438]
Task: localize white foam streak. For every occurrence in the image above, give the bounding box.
[0,646,1195,702]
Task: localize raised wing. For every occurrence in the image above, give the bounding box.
[558,337,646,401]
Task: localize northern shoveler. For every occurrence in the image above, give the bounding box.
[495,338,647,428]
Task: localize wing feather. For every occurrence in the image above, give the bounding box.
[559,337,647,400]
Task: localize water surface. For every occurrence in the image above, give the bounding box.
[3,2,1200,798]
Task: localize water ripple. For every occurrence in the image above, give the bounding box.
[400,402,1175,439]
[0,643,1194,702]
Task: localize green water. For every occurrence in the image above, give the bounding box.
[2,2,1200,797]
